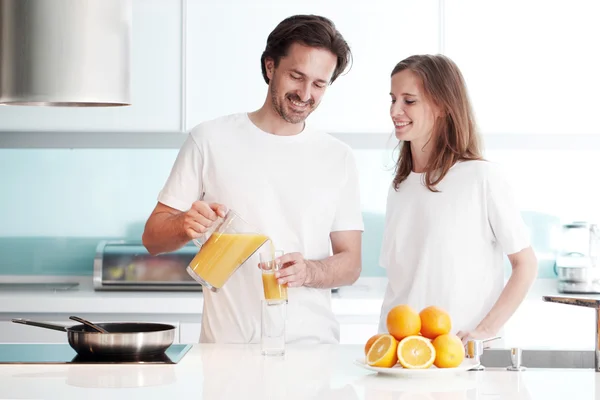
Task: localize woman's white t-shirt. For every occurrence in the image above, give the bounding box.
[378,160,530,335]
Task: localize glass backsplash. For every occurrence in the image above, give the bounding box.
[0,147,574,278]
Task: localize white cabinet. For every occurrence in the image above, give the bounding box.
[339,322,379,345]
[0,317,372,345]
[185,0,440,134]
[0,0,182,133]
[444,0,600,135]
[0,314,373,345]
[0,320,70,344]
[179,321,202,343]
[0,316,182,344]
[0,0,441,138]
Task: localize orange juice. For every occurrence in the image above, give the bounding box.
[262,271,287,301]
[188,233,268,289]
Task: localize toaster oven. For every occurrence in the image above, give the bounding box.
[93,240,201,291]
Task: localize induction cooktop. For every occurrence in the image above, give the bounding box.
[0,343,192,364]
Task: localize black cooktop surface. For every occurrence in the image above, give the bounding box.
[0,343,192,364]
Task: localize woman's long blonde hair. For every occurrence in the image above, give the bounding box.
[392,54,483,192]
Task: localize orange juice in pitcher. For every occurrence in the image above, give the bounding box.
[186,210,268,291]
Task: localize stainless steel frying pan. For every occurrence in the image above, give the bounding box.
[12,318,176,357]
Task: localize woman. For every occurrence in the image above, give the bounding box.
[378,54,538,344]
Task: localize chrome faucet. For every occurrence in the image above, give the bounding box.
[465,336,501,370]
[543,296,600,372]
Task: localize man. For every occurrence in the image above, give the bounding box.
[142,15,363,344]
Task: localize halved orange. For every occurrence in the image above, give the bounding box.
[397,335,436,369]
[366,334,398,368]
[364,333,385,355]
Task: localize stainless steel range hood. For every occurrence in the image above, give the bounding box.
[0,0,131,107]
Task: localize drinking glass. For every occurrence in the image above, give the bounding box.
[261,299,286,356]
[259,249,287,302]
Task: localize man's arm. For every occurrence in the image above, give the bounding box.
[142,202,190,256]
[276,230,362,289]
[142,201,226,256]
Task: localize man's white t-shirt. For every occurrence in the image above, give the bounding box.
[378,160,530,336]
[157,113,364,344]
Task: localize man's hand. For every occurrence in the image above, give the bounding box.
[181,201,227,240]
[275,252,313,288]
[254,230,362,290]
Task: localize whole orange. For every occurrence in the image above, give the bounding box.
[386,304,421,341]
[364,333,385,355]
[419,306,452,339]
[432,333,465,368]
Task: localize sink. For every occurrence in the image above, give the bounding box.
[0,282,79,291]
[481,349,595,369]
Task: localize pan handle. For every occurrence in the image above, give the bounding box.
[11,319,69,332]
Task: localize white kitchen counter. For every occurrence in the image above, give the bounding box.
[1,276,599,350]
[0,276,386,316]
[0,276,588,316]
[0,344,597,400]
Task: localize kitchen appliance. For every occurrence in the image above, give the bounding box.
[93,240,201,291]
[0,0,131,106]
[0,343,191,364]
[555,221,600,293]
[0,282,79,291]
[93,240,339,293]
[12,318,176,357]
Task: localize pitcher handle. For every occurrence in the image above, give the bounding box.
[192,214,225,248]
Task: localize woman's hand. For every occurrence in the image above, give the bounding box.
[456,326,496,346]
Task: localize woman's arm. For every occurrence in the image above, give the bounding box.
[457,246,538,343]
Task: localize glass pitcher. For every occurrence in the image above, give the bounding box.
[186,209,270,291]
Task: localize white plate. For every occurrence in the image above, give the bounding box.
[354,358,480,377]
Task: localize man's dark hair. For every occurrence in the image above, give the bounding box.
[260,15,352,85]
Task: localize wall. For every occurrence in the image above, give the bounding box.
[1,145,591,278]
[0,147,388,277]
[1,0,599,279]
[0,148,175,276]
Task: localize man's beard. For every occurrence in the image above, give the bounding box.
[270,80,315,124]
